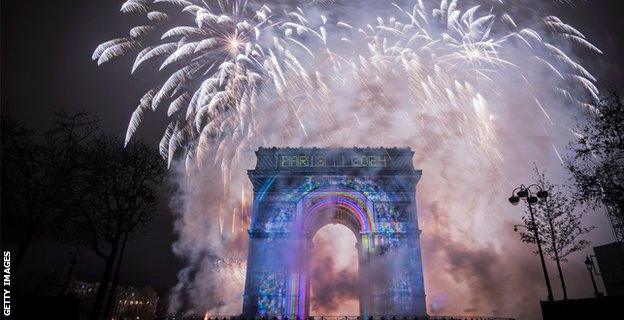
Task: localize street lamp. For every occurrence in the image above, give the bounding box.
[584,255,603,298]
[509,184,554,302]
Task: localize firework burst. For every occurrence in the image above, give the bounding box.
[93,0,331,171]
[94,0,599,171]
[331,0,601,167]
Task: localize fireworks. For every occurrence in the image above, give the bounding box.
[333,0,601,164]
[93,0,328,169]
[94,0,599,170]
[213,256,246,287]
[94,0,601,316]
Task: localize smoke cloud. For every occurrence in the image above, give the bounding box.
[310,224,359,315]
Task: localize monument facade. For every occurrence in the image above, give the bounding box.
[243,147,427,317]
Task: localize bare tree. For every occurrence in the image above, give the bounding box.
[567,89,624,241]
[1,111,98,267]
[66,134,165,320]
[518,167,595,300]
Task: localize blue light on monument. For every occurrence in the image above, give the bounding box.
[243,147,427,317]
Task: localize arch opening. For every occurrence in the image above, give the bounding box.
[309,221,360,316]
[300,188,374,234]
[295,189,372,317]
[306,205,362,236]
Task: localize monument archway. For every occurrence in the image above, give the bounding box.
[243,148,426,317]
[308,215,360,315]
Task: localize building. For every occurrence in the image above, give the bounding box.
[593,241,624,296]
[243,147,427,317]
[113,285,159,320]
[69,281,159,320]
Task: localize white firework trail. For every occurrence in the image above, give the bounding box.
[93,0,332,172]
[331,0,601,169]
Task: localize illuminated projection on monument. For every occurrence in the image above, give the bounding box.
[279,154,389,168]
[243,147,427,317]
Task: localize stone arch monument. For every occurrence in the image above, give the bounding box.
[243,147,426,317]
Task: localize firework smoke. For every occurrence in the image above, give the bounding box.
[95,0,602,318]
[309,224,360,315]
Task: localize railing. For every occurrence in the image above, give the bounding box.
[157,315,515,320]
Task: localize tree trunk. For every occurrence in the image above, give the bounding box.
[554,251,568,300]
[89,249,117,320]
[545,202,567,300]
[102,231,130,319]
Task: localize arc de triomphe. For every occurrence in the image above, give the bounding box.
[242,147,427,317]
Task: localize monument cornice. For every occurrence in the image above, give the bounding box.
[249,146,420,177]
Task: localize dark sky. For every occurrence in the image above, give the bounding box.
[2,0,623,315]
[1,1,182,311]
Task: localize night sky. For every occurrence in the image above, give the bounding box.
[2,0,624,316]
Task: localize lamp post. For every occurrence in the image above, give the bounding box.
[509,184,554,302]
[584,255,603,298]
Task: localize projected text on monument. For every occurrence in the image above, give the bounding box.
[279,154,389,168]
